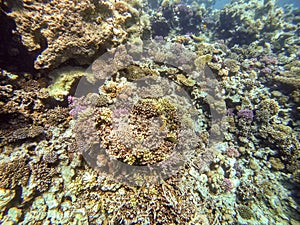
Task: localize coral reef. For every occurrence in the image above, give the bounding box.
[0,0,299,224]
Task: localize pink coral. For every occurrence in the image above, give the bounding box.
[226,147,240,158]
[237,109,254,120]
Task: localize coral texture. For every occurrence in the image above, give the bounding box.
[9,0,144,69]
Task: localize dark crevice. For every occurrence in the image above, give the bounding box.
[0,8,37,73]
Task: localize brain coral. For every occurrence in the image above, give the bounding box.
[9,0,143,69]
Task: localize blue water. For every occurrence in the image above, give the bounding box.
[278,0,300,7]
[214,0,300,9]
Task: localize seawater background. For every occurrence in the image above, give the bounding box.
[214,0,300,9]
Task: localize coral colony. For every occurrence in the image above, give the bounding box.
[0,0,299,224]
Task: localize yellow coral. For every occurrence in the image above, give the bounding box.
[48,66,85,101]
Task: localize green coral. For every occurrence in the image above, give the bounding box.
[48,66,85,101]
[237,205,254,220]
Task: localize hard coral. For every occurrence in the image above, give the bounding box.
[30,161,56,192]
[0,158,30,189]
[97,181,196,224]
[0,71,50,122]
[237,109,254,120]
[151,2,202,37]
[226,147,240,158]
[258,123,299,173]
[8,125,44,142]
[36,106,70,127]
[255,99,279,123]
[104,98,179,166]
[9,0,139,69]
[237,205,254,220]
[43,152,59,164]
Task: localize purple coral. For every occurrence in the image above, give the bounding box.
[261,67,271,74]
[69,105,87,118]
[113,108,129,118]
[154,36,164,41]
[223,178,233,192]
[68,96,87,118]
[226,108,235,116]
[175,4,194,17]
[261,56,277,65]
[237,109,254,120]
[68,95,75,104]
